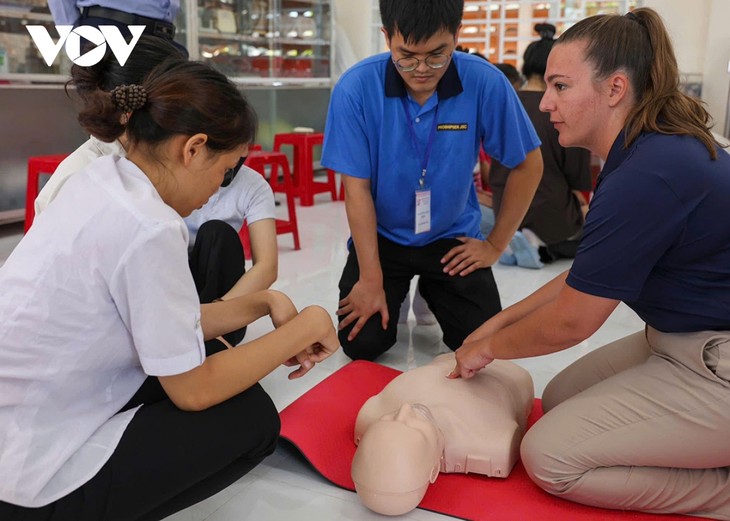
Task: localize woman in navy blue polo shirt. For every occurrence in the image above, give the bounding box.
[450,7,730,519]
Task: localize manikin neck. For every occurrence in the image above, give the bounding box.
[411,403,446,458]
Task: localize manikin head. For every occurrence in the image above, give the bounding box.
[352,403,445,516]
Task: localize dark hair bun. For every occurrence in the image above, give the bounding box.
[535,23,556,40]
[110,84,148,113]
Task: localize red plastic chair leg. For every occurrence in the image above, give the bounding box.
[238,221,252,261]
[25,154,68,233]
[24,167,41,233]
[244,151,300,252]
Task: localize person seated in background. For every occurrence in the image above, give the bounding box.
[0,58,338,520]
[495,62,524,91]
[352,352,534,516]
[474,61,534,267]
[35,36,278,347]
[490,23,592,268]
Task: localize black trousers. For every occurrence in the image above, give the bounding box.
[189,220,247,345]
[76,9,188,57]
[0,341,279,521]
[338,235,502,361]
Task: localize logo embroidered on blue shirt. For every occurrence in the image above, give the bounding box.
[437,123,468,131]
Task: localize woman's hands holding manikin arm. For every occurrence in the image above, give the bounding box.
[261,300,340,380]
[162,300,339,411]
[283,320,339,379]
[265,291,340,379]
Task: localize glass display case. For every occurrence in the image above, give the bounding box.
[0,0,70,80]
[187,0,332,85]
[0,0,331,85]
[460,0,640,67]
[0,0,333,222]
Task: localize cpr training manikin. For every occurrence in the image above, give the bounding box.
[352,352,534,515]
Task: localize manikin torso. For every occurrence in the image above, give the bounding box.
[352,353,534,516]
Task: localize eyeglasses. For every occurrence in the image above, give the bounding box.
[222,156,246,187]
[393,53,451,73]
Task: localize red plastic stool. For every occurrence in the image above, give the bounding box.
[25,154,68,233]
[241,150,301,254]
[273,132,338,206]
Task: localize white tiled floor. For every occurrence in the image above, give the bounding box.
[0,195,644,521]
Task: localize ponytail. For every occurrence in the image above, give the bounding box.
[557,7,723,159]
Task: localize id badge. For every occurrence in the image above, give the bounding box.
[415,188,431,234]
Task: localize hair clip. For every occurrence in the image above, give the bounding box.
[110,84,148,113]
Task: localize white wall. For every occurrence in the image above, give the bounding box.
[701,0,730,135]
[333,0,373,63]
[642,0,709,76]
[643,0,729,134]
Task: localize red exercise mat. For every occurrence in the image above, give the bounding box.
[280,360,700,521]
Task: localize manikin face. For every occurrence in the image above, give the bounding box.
[385,28,460,105]
[352,403,444,516]
[539,41,607,153]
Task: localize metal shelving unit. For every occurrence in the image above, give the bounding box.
[0,1,70,78]
[188,0,333,86]
[460,0,640,67]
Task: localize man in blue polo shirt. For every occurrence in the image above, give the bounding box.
[322,0,542,362]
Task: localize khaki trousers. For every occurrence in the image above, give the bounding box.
[521,327,730,520]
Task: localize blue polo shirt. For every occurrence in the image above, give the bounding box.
[568,131,730,332]
[322,52,540,247]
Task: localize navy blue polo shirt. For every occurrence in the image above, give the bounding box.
[322,52,540,247]
[568,131,730,332]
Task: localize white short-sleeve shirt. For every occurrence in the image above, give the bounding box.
[184,164,276,246]
[0,155,205,507]
[34,136,126,216]
[35,137,276,247]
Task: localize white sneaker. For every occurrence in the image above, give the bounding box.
[520,227,545,248]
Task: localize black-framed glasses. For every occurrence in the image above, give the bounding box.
[222,156,246,187]
[393,53,451,72]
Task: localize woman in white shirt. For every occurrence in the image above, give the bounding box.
[0,58,338,520]
[36,36,279,347]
